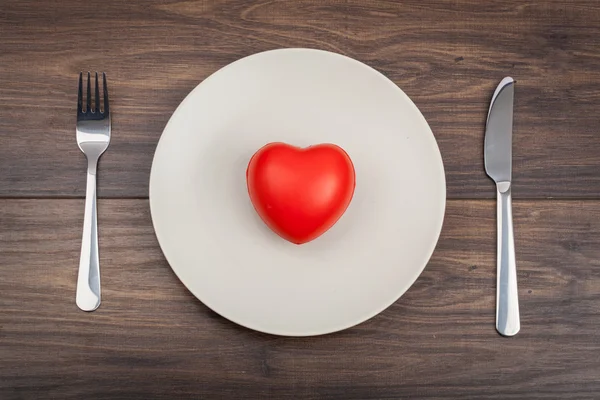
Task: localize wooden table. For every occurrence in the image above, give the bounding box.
[2,1,599,399]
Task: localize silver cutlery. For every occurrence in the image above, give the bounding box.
[76,72,110,312]
[485,77,519,336]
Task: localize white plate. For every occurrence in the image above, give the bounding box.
[150,48,446,336]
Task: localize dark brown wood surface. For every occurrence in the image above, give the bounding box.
[1,1,599,399]
[1,0,599,198]
[1,200,599,399]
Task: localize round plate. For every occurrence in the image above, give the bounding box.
[150,48,446,336]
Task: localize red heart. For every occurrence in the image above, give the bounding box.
[246,142,355,244]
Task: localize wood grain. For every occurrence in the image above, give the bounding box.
[1,199,599,399]
[2,1,600,399]
[1,0,600,198]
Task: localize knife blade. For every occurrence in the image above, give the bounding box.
[485,77,520,337]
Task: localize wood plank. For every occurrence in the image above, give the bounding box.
[1,198,599,399]
[1,0,600,198]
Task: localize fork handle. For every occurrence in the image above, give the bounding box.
[76,158,101,311]
[495,183,520,336]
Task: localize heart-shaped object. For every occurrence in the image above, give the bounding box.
[246,142,356,244]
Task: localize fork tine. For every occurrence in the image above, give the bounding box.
[77,72,83,113]
[103,73,109,114]
[86,72,91,112]
[94,72,100,113]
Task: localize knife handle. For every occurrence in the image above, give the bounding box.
[496,182,520,336]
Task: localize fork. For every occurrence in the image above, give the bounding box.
[76,72,110,311]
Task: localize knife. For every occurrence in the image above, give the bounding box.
[484,77,520,337]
